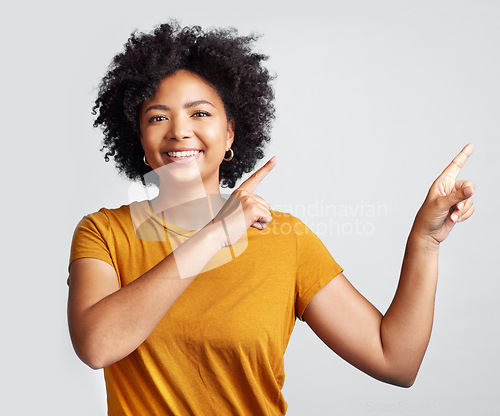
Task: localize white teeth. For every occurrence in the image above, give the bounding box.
[167,150,201,158]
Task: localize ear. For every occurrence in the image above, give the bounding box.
[226,119,235,149]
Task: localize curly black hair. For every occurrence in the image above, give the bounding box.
[92,21,275,188]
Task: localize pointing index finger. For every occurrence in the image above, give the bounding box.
[440,143,474,180]
[237,156,277,193]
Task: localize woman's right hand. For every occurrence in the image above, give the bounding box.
[210,156,277,247]
[68,157,277,369]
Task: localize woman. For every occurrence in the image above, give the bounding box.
[68,22,475,415]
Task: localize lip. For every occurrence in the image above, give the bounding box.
[162,149,203,164]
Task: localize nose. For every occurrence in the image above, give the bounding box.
[168,115,192,141]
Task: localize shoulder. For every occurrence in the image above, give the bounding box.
[76,200,169,242]
[269,209,299,224]
[74,203,138,235]
[255,210,319,247]
[95,203,134,221]
[78,202,142,225]
[267,209,335,258]
[268,209,314,236]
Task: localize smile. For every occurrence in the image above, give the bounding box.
[166,150,201,159]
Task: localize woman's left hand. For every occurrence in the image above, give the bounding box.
[413,143,475,244]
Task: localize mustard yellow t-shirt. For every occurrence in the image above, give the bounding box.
[69,201,343,415]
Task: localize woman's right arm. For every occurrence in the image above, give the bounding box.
[68,221,223,369]
[67,157,276,369]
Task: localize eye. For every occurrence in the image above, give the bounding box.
[192,110,211,117]
[148,115,167,123]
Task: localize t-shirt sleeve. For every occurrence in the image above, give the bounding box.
[69,211,115,272]
[294,217,343,321]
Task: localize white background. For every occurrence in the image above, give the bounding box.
[2,0,499,414]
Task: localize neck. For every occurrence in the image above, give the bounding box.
[149,163,226,230]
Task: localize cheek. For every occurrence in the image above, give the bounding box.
[139,135,152,152]
[199,125,230,149]
[140,128,163,147]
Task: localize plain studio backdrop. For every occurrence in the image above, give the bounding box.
[2,1,498,414]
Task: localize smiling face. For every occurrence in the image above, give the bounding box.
[139,70,234,193]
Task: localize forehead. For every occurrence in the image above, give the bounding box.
[145,70,224,106]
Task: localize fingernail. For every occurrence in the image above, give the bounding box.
[457,202,464,210]
[464,187,474,197]
[451,213,459,222]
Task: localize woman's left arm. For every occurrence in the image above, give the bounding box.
[303,144,475,387]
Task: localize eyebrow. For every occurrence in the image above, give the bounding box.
[144,100,215,114]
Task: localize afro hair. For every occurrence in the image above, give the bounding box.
[92,21,275,188]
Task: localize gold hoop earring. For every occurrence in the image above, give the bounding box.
[223,148,234,162]
[143,155,150,166]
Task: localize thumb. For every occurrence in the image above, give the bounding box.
[444,183,474,207]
